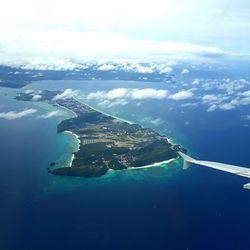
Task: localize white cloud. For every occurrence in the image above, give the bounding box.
[86,91,106,100]
[0,109,37,120]
[98,99,128,108]
[37,110,62,119]
[32,94,42,101]
[181,102,198,107]
[169,90,193,100]
[219,103,235,110]
[131,64,154,74]
[106,88,129,99]
[86,88,168,101]
[121,63,154,74]
[181,68,190,74]
[0,0,250,71]
[20,58,81,71]
[1,0,250,54]
[207,104,217,112]
[0,30,229,70]
[192,79,200,85]
[221,96,250,108]
[202,94,218,102]
[53,89,79,101]
[131,89,167,99]
[97,64,116,71]
[204,94,250,112]
[159,66,173,74]
[25,89,35,94]
[218,79,247,94]
[174,77,250,112]
[244,115,250,120]
[201,93,231,111]
[241,90,250,97]
[238,96,250,105]
[198,78,249,94]
[141,116,164,126]
[88,88,196,104]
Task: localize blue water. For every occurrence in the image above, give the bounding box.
[0,79,250,250]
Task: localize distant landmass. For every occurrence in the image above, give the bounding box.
[16,90,185,177]
[0,64,174,88]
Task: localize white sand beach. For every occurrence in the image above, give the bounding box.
[64,131,81,167]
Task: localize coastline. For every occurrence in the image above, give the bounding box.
[63,131,80,167]
[76,98,134,125]
[54,102,77,118]
[76,99,175,147]
[62,128,176,173]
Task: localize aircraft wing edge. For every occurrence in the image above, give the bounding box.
[178,151,250,189]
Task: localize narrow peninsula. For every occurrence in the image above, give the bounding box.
[16,90,185,177]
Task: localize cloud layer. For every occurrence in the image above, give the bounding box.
[178,78,250,112]
[0,109,37,120]
[86,88,168,101]
[53,89,79,101]
[37,110,62,119]
[2,0,250,53]
[0,30,229,70]
[0,0,249,71]
[169,90,193,100]
[141,117,164,126]
[85,87,196,108]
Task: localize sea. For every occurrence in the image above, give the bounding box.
[0,76,250,250]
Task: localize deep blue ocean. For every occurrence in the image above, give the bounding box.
[0,78,250,250]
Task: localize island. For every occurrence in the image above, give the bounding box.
[16,90,185,177]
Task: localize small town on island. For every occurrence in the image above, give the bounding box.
[16,90,186,177]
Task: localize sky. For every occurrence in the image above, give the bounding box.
[0,0,250,67]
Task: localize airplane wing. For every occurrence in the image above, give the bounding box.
[178,151,250,189]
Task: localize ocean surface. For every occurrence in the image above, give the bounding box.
[0,79,250,250]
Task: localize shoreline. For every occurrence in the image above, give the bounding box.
[76,98,134,125]
[54,102,77,118]
[76,98,175,145]
[63,130,80,167]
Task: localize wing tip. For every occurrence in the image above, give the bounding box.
[243,183,250,190]
[178,151,194,170]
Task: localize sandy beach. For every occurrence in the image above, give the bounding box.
[55,102,77,118]
[64,130,81,167]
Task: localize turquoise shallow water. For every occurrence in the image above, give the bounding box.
[0,80,250,250]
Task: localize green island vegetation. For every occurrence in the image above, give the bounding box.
[16,90,185,177]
